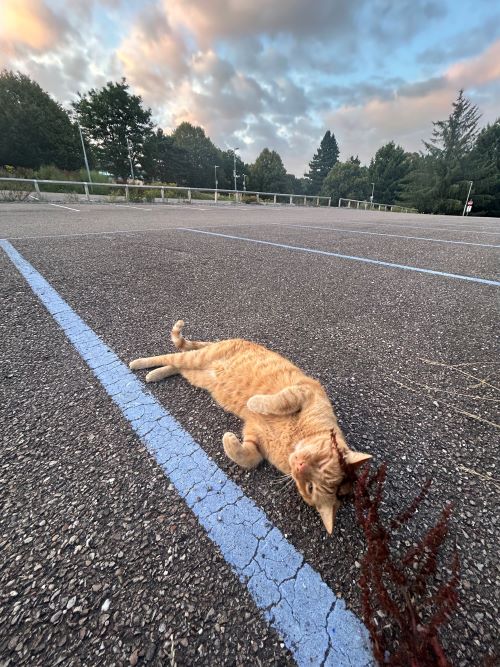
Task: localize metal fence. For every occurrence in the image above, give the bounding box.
[339,198,418,214]
[0,177,332,207]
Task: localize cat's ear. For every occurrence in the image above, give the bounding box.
[344,451,372,468]
[317,499,340,534]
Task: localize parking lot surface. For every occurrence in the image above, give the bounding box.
[1,201,499,666]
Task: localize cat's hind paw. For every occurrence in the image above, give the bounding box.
[145,366,178,382]
[223,432,242,460]
[247,395,270,415]
[129,358,148,370]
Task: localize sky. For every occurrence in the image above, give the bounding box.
[1,0,499,176]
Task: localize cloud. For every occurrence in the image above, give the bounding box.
[325,40,500,163]
[164,0,362,46]
[116,4,189,106]
[0,0,499,176]
[0,0,72,57]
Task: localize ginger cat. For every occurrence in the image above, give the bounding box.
[129,321,372,533]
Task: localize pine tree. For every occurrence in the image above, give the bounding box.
[469,120,500,217]
[400,91,483,214]
[305,130,340,194]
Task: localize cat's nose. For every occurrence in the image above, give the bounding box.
[295,460,307,474]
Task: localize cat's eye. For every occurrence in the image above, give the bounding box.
[306,482,314,495]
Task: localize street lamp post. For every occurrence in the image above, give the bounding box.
[127,138,135,181]
[78,123,92,184]
[462,180,473,216]
[370,182,375,203]
[233,147,240,191]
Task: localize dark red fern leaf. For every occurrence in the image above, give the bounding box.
[354,463,460,666]
[391,478,432,530]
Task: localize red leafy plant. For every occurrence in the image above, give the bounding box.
[352,463,460,666]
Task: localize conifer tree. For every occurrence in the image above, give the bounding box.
[305,130,340,194]
[400,91,483,214]
[469,120,500,217]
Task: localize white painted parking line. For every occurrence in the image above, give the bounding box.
[47,203,81,212]
[268,223,500,248]
[329,219,500,236]
[113,205,152,211]
[1,238,373,667]
[179,228,500,287]
[28,194,80,212]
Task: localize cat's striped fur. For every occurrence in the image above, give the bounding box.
[130,320,371,533]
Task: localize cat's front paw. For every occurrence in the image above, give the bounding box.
[223,432,241,460]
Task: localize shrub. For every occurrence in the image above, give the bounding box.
[353,463,459,666]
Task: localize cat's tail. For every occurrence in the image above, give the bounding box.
[171,320,212,350]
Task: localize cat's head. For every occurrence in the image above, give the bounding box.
[289,431,371,533]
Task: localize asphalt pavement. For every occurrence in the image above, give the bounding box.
[1,201,499,666]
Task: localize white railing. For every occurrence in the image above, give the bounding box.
[338,198,418,214]
[0,177,332,207]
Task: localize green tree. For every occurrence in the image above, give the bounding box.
[283,173,306,195]
[469,120,500,217]
[321,156,369,203]
[218,149,245,191]
[368,142,411,205]
[400,90,483,214]
[171,122,222,188]
[248,148,288,192]
[142,128,191,184]
[72,79,153,180]
[305,130,340,194]
[0,70,80,170]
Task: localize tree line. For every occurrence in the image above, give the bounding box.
[0,70,498,215]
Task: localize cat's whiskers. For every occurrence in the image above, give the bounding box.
[271,473,294,487]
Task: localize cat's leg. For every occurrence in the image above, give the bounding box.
[247,385,311,416]
[144,366,179,383]
[223,431,263,469]
[129,349,208,371]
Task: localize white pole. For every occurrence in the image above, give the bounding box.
[462,181,473,216]
[127,138,135,181]
[233,147,239,191]
[78,124,92,183]
[370,182,374,203]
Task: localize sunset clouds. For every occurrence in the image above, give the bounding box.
[1,0,499,174]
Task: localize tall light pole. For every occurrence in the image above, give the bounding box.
[78,123,92,183]
[214,165,219,191]
[370,182,375,203]
[233,147,240,191]
[462,180,473,216]
[127,137,135,181]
